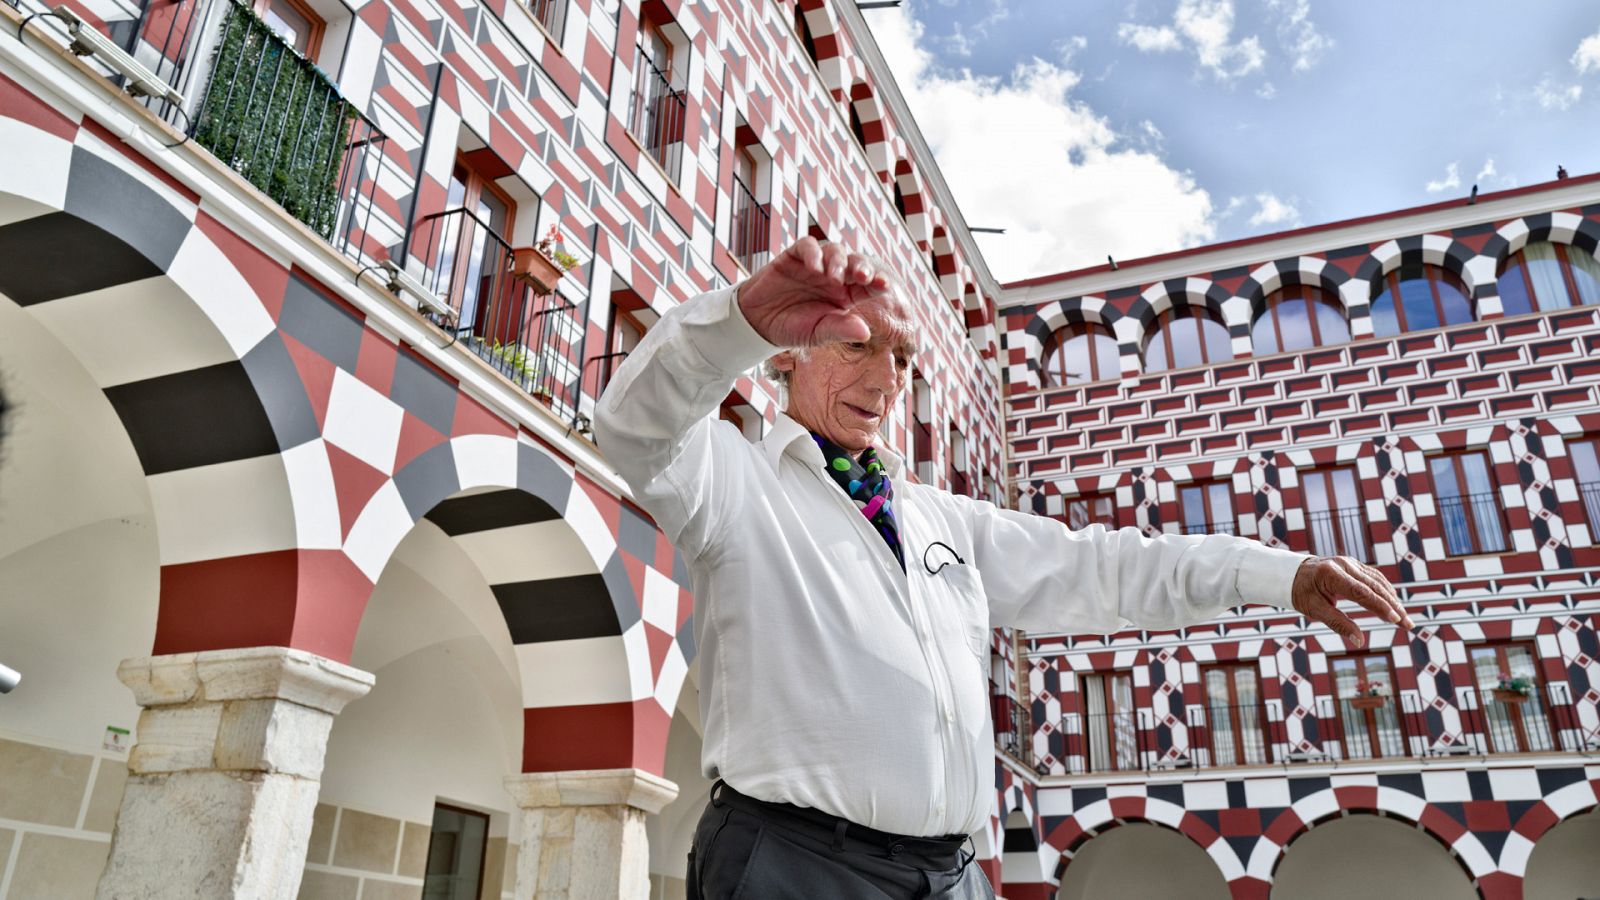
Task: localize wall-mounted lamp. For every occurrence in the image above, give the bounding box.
[0,662,20,694]
[379,259,453,320]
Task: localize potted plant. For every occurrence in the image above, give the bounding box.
[1350,679,1388,710]
[513,225,579,295]
[1492,672,1533,704]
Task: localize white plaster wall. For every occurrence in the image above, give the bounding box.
[318,521,524,830]
[1057,823,1230,900]
[646,689,712,881]
[1270,815,1477,900]
[0,298,155,751]
[1523,810,1600,900]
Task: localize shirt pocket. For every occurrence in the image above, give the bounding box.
[939,564,991,657]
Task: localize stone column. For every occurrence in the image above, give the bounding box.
[96,647,373,900]
[504,768,679,899]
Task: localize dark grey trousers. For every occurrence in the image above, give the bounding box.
[686,785,997,900]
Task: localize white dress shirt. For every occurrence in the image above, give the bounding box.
[594,284,1309,838]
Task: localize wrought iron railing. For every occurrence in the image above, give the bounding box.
[627,44,684,177]
[731,172,770,273]
[1181,521,1236,536]
[1437,491,1508,555]
[1054,684,1585,776]
[1581,481,1600,530]
[413,208,575,407]
[995,697,1031,764]
[1307,508,1370,563]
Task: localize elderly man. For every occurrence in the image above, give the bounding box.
[594,239,1411,899]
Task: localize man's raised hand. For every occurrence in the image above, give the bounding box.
[737,237,898,348]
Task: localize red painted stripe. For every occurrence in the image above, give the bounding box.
[520,699,671,775]
[0,71,79,141]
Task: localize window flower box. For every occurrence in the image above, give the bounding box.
[512,225,579,295]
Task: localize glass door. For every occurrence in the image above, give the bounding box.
[1470,644,1553,753]
[1331,655,1403,759]
[1203,664,1266,766]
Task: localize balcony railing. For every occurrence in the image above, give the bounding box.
[1307,508,1370,563]
[627,45,684,178]
[994,697,1032,766]
[528,0,565,37]
[1581,481,1600,530]
[1181,521,1236,536]
[730,172,770,273]
[1054,684,1585,776]
[413,208,576,409]
[1437,491,1508,555]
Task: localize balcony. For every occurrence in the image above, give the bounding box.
[1436,491,1508,555]
[730,171,770,274]
[1054,683,1589,776]
[1180,521,1236,536]
[627,44,684,179]
[1306,508,1370,563]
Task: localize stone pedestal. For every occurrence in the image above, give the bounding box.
[95,647,373,900]
[505,768,679,899]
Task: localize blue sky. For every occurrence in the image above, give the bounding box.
[863,1,1600,282]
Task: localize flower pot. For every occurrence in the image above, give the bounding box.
[1350,696,1386,710]
[1492,688,1528,704]
[513,247,564,295]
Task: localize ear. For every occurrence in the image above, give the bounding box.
[770,350,797,373]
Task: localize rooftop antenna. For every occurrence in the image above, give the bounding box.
[1107,255,1118,271]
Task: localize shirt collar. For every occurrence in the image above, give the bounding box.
[762,412,907,481]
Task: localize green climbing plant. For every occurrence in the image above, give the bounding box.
[191,1,357,238]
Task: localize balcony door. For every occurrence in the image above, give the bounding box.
[1330,655,1403,759]
[1469,644,1554,753]
[437,156,516,342]
[1430,451,1507,555]
[1083,672,1137,773]
[1202,664,1267,766]
[1302,467,1369,562]
[1180,481,1233,535]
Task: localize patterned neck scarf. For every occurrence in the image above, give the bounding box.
[811,432,906,572]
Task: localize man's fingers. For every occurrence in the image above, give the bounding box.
[793,237,825,273]
[812,309,870,344]
[821,242,848,284]
[1345,559,1413,629]
[1308,600,1365,649]
[1319,565,1398,630]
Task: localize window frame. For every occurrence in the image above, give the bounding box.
[422,802,490,899]
[1329,653,1404,760]
[1370,263,1473,336]
[1081,671,1139,774]
[1044,322,1120,386]
[1201,663,1269,767]
[1066,492,1117,531]
[254,0,326,57]
[1428,450,1508,557]
[1144,306,1231,373]
[1251,284,1349,355]
[1496,242,1600,316]
[1569,438,1600,530]
[1468,642,1555,754]
[1300,466,1369,562]
[1179,480,1234,535]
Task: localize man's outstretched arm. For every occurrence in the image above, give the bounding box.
[953,495,1411,646]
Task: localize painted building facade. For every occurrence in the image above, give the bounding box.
[0,0,1023,896]
[997,176,1600,900]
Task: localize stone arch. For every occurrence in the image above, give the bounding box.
[1347,233,1482,321]
[345,432,684,773]
[1474,212,1600,317]
[1130,277,1241,363]
[892,156,932,250]
[1504,782,1600,877]
[794,0,849,93]
[1020,297,1133,390]
[1050,808,1241,898]
[1264,804,1490,897]
[1237,256,1360,339]
[0,104,341,660]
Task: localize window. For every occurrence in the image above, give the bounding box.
[847,102,869,151]
[528,0,566,38]
[599,290,655,397]
[1429,451,1506,555]
[1202,664,1267,766]
[1082,672,1138,773]
[627,11,686,180]
[730,124,771,273]
[1144,307,1230,373]
[1497,242,1600,316]
[1251,285,1349,354]
[1301,467,1369,562]
[1370,262,1472,337]
[911,373,935,483]
[1067,494,1116,530]
[423,804,488,899]
[1571,439,1600,529]
[1179,481,1234,535]
[949,427,969,496]
[255,0,323,55]
[1330,655,1404,760]
[1469,644,1554,753]
[1043,323,1119,386]
[426,154,518,346]
[792,1,820,66]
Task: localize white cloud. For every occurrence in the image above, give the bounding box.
[1248,193,1301,228]
[1255,81,1277,99]
[1117,0,1265,81]
[1474,157,1497,184]
[1425,162,1461,193]
[1535,77,1583,110]
[1266,0,1332,72]
[1117,22,1182,53]
[1574,27,1600,74]
[869,7,1216,281]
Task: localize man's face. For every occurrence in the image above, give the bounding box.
[777,296,915,454]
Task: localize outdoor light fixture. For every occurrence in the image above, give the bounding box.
[379,259,454,319]
[49,6,184,105]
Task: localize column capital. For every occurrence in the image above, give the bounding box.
[504,768,679,815]
[118,646,374,714]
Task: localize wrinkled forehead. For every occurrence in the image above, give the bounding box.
[859,289,919,356]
